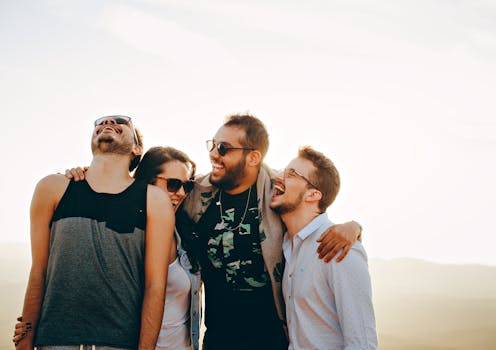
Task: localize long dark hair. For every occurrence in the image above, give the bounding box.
[133,146,199,273]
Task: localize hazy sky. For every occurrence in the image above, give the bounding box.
[1,0,495,265]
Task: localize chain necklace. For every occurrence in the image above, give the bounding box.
[217,185,253,232]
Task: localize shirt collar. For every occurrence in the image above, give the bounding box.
[295,212,329,241]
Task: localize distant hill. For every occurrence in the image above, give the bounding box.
[1,244,495,350]
[369,258,496,350]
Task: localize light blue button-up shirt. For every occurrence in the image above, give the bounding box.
[283,213,377,350]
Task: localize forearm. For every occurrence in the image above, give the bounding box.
[18,268,46,349]
[138,284,166,350]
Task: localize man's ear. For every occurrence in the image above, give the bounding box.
[247,150,262,167]
[306,189,322,203]
[133,144,143,157]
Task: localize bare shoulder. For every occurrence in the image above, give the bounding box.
[146,184,169,202]
[146,184,173,211]
[35,174,70,197]
[31,174,70,214]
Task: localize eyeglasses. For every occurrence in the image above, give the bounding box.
[206,140,255,156]
[155,176,195,193]
[283,168,320,191]
[94,115,139,144]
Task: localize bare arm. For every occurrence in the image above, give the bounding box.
[316,221,362,262]
[17,175,68,350]
[138,185,175,350]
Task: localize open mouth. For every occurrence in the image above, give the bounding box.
[98,125,121,135]
[273,182,285,197]
[211,161,224,175]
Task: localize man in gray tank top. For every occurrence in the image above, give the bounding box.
[16,116,176,350]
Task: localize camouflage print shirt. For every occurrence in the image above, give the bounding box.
[194,185,286,348]
[181,165,288,349]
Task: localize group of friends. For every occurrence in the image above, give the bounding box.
[13,113,378,350]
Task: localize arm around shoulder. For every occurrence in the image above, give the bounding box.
[138,185,175,350]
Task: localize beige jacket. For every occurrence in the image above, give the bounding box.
[182,164,286,323]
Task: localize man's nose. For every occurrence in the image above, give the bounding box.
[102,118,117,125]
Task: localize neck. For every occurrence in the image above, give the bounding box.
[282,206,322,240]
[85,154,134,193]
[224,168,259,195]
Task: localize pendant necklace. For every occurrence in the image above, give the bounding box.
[218,185,253,232]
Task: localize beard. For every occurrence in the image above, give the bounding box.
[91,134,134,155]
[271,190,305,215]
[209,156,247,191]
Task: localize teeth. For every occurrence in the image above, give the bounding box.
[274,183,285,195]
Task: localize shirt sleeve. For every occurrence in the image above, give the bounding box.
[327,243,378,350]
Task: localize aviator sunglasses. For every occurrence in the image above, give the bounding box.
[155,176,195,193]
[206,140,255,156]
[94,115,139,144]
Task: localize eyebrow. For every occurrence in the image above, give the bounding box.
[214,139,236,147]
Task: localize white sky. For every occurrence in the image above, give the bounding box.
[1,0,495,265]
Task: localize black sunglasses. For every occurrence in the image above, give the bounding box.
[155,176,194,193]
[206,140,255,156]
[94,115,139,144]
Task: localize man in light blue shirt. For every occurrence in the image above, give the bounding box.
[270,146,377,350]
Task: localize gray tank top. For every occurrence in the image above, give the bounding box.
[34,179,148,349]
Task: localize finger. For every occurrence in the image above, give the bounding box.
[317,238,337,256]
[65,169,74,179]
[318,234,341,255]
[14,325,29,334]
[336,245,351,263]
[75,167,86,180]
[324,242,347,263]
[12,330,28,342]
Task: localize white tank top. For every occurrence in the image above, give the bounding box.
[155,257,192,350]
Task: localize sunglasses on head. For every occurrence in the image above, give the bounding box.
[94,115,139,144]
[206,139,255,156]
[155,176,194,193]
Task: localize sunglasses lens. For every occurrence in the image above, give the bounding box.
[166,179,182,192]
[183,180,194,193]
[94,117,104,126]
[113,116,131,125]
[217,143,228,156]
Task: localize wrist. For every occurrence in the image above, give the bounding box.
[352,220,363,241]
